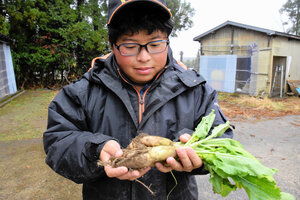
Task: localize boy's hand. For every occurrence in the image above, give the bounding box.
[100,140,150,180]
[155,134,203,173]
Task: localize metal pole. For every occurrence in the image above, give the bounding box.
[280,65,284,98]
[180,51,183,62]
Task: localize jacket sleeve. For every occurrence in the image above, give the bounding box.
[173,82,233,141]
[195,83,234,139]
[43,82,114,184]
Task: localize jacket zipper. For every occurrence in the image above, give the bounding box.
[136,66,167,123]
[117,66,167,124]
[133,86,150,124]
[140,93,144,123]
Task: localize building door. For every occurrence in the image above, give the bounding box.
[271,56,287,97]
[235,56,251,93]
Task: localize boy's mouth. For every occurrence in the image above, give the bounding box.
[135,67,152,75]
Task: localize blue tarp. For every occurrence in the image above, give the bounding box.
[200,55,237,93]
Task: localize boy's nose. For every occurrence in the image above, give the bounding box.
[137,47,151,62]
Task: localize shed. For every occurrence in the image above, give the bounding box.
[193,20,300,96]
[0,34,17,100]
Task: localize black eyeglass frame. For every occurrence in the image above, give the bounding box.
[114,40,170,56]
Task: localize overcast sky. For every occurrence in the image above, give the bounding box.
[169,0,288,60]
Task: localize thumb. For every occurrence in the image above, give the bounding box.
[179,134,191,143]
[114,149,123,158]
[100,140,121,161]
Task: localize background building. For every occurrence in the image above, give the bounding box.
[194,21,300,96]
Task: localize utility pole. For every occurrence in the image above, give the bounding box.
[180,51,183,62]
[195,49,200,72]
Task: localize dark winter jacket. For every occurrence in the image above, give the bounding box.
[43,49,233,200]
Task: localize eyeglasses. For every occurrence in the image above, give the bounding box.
[114,40,169,56]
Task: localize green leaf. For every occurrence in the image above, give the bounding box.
[202,138,257,159]
[197,121,230,144]
[280,192,296,200]
[210,121,230,138]
[232,175,281,200]
[213,152,277,177]
[209,171,236,197]
[185,110,215,146]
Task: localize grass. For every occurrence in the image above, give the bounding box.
[218,92,300,111]
[0,90,58,141]
[0,90,81,200]
[217,92,300,120]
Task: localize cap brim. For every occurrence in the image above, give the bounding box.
[108,0,172,24]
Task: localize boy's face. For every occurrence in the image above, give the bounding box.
[112,30,168,85]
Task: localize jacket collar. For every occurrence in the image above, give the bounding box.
[83,48,206,128]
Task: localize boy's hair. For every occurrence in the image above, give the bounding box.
[108,2,174,46]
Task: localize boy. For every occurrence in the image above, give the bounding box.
[43,0,233,199]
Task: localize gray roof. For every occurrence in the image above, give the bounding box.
[193,20,300,41]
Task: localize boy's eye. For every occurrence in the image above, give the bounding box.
[149,42,161,47]
[123,44,138,49]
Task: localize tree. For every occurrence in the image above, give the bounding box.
[0,0,195,88]
[0,0,10,35]
[279,0,300,35]
[1,0,53,87]
[1,0,109,87]
[167,0,195,37]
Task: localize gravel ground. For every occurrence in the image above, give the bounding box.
[0,115,299,199]
[196,115,300,199]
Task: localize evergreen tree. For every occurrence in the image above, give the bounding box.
[0,0,195,88]
[167,0,195,37]
[280,0,300,35]
[1,0,109,87]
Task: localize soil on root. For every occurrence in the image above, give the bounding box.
[98,134,176,169]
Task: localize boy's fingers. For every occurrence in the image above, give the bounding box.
[176,148,193,171]
[105,166,128,178]
[115,149,123,158]
[179,134,191,143]
[118,170,138,180]
[139,167,151,176]
[186,147,203,168]
[166,157,183,171]
[100,140,122,161]
[118,167,151,180]
[100,151,110,162]
[155,162,172,173]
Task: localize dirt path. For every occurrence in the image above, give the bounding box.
[0,115,299,199]
[0,90,299,199]
[0,139,81,200]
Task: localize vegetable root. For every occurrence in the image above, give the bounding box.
[98,134,177,169]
